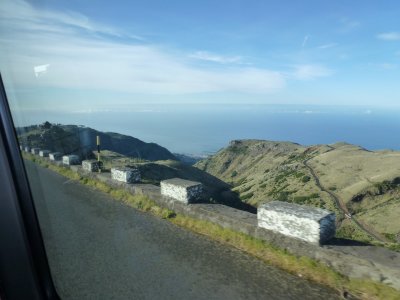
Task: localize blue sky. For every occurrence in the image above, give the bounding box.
[1,0,400,111]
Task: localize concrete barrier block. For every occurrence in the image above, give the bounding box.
[111,167,141,183]
[62,155,80,165]
[49,152,62,161]
[31,148,40,155]
[257,201,335,245]
[160,178,203,204]
[39,150,51,157]
[82,160,101,172]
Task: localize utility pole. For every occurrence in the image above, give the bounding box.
[97,135,101,173]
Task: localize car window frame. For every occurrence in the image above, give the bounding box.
[0,73,59,300]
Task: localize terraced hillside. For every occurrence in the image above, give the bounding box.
[196,140,400,245]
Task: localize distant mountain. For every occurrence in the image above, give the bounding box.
[195,139,400,245]
[17,122,176,161]
[173,153,204,165]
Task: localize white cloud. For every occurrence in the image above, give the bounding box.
[0,0,140,39]
[0,0,285,95]
[301,35,309,48]
[290,65,333,80]
[375,63,397,70]
[317,43,337,49]
[189,51,242,64]
[338,18,360,32]
[376,32,400,41]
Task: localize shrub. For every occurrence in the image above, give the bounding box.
[301,175,311,183]
[240,192,254,201]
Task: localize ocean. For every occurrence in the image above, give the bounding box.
[13,104,400,155]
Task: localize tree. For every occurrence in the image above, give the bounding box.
[43,121,52,129]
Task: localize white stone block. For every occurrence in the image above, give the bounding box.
[111,167,141,183]
[82,160,101,172]
[24,146,31,153]
[257,201,335,245]
[31,148,40,155]
[160,178,203,204]
[39,150,50,157]
[49,152,62,161]
[19,145,23,151]
[62,155,80,165]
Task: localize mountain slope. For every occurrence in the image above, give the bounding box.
[17,123,176,161]
[195,139,400,244]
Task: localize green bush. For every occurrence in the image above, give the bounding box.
[301,175,311,183]
[240,192,254,201]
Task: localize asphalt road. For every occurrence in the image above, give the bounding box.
[25,161,338,300]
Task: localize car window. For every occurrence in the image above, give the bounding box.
[1,1,400,299]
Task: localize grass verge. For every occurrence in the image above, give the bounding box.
[23,153,400,300]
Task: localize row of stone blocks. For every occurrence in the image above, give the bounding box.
[21,145,79,165]
[158,178,335,244]
[22,144,335,245]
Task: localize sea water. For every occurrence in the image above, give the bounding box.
[13,104,400,155]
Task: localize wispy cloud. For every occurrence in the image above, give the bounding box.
[317,43,337,50]
[338,18,360,32]
[290,65,333,80]
[189,51,242,64]
[376,32,400,41]
[374,63,397,70]
[0,0,142,39]
[0,0,285,95]
[301,35,309,48]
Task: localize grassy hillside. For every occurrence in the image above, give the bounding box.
[17,122,176,161]
[195,139,400,246]
[99,150,254,212]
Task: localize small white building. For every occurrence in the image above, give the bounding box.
[39,150,51,157]
[31,148,40,155]
[82,160,101,172]
[49,152,62,161]
[257,201,335,245]
[62,155,80,165]
[160,178,203,204]
[111,167,141,183]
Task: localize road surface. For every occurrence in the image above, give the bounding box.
[25,161,338,300]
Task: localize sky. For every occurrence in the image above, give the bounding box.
[1,0,400,112]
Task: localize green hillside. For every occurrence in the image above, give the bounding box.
[17,122,176,161]
[195,139,400,246]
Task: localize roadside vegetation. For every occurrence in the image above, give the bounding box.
[23,153,400,299]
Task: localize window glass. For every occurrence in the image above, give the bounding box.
[1,1,400,299]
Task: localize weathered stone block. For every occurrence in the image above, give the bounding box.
[111,167,140,183]
[31,148,40,155]
[257,201,335,245]
[39,150,51,157]
[62,155,80,165]
[49,152,62,161]
[24,146,31,153]
[160,178,203,204]
[82,160,101,172]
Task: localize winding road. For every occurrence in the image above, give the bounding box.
[24,161,338,300]
[303,155,387,243]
